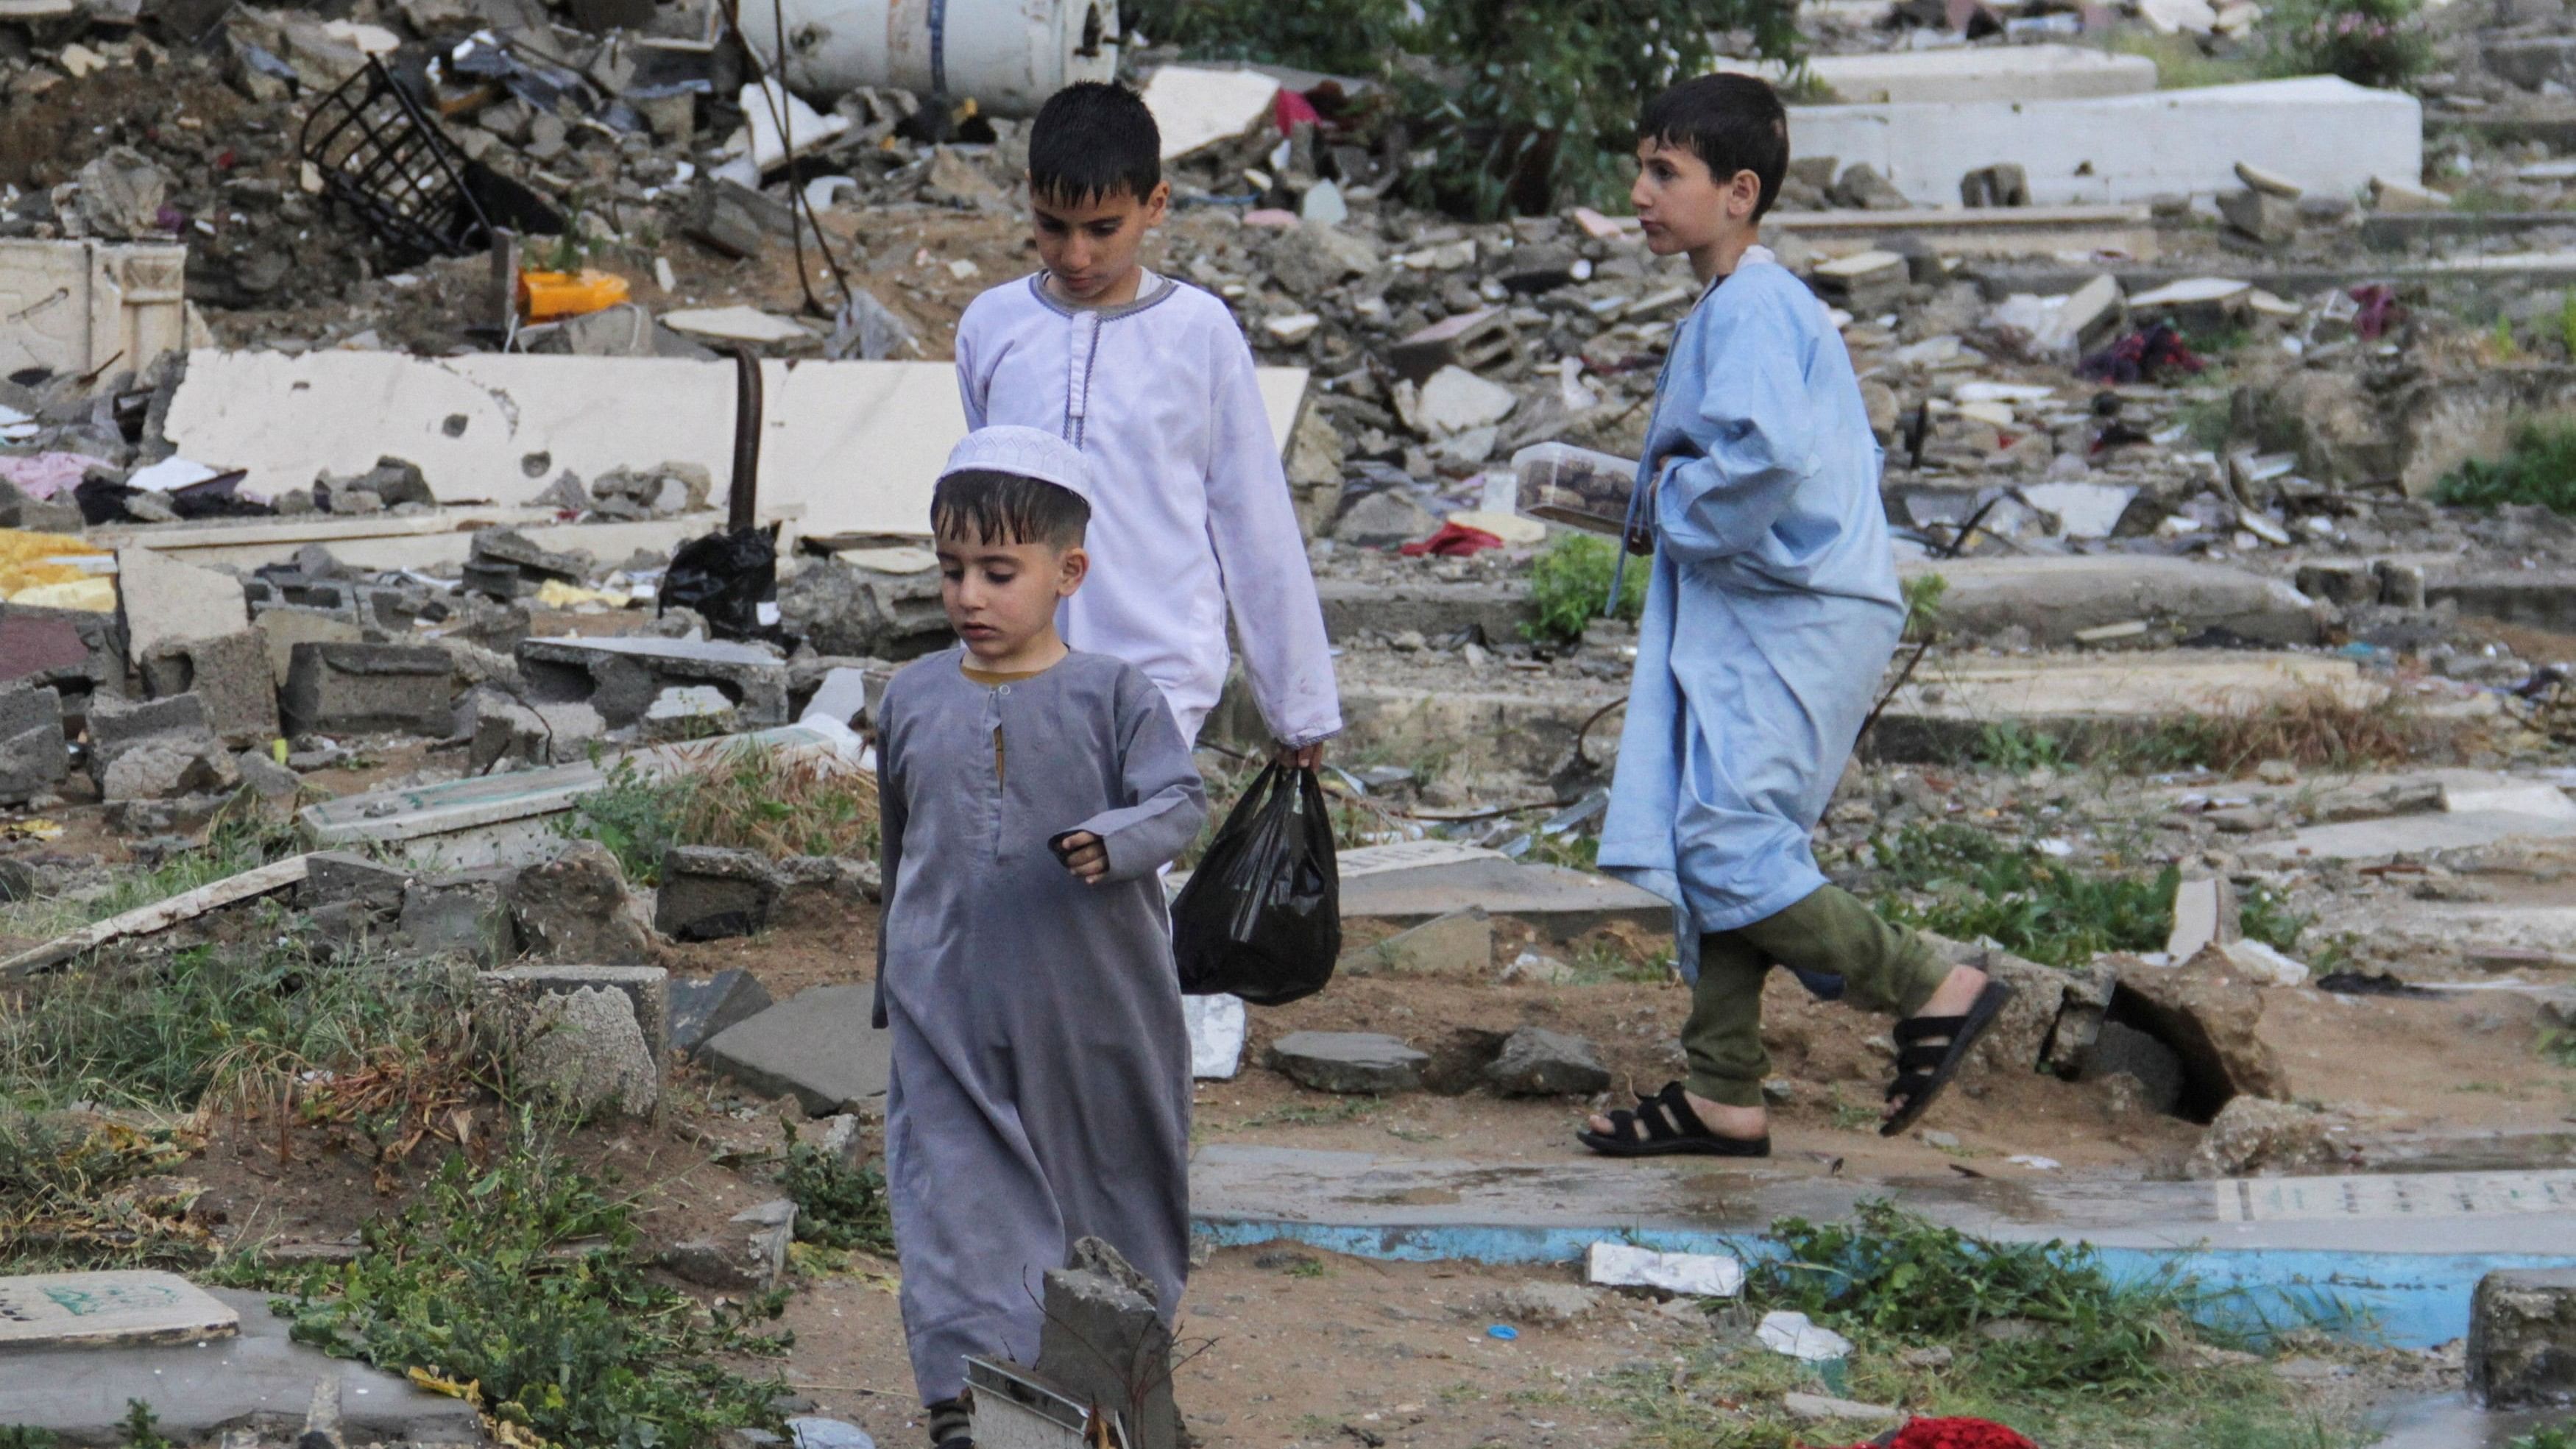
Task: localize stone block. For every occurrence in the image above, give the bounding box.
[518,637,788,731]
[400,867,520,966]
[281,642,452,737]
[657,845,785,942]
[1387,307,1521,384]
[2471,1269,2576,1407]
[115,545,248,663]
[89,698,237,802]
[0,681,68,805]
[1482,1026,1610,1097]
[480,963,670,1062]
[670,968,774,1055]
[302,849,411,910]
[1265,1031,1426,1094]
[138,628,279,748]
[85,690,209,781]
[2105,946,2289,1121]
[1960,162,2029,208]
[509,984,658,1118]
[2218,187,2299,244]
[509,840,651,964]
[662,1200,796,1292]
[2296,561,2378,606]
[231,747,303,822]
[1035,1238,1179,1449]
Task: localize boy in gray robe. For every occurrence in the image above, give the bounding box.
[871,425,1209,1448]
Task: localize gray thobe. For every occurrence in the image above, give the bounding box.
[871,648,1208,1406]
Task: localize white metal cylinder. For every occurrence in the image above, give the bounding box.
[740,0,1119,118]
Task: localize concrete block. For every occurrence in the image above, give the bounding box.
[281,642,452,736]
[114,545,248,664]
[0,681,68,806]
[2218,188,2299,244]
[250,604,366,686]
[2471,1269,2576,1407]
[508,840,651,964]
[1265,1030,1427,1094]
[657,845,786,941]
[400,867,520,966]
[138,628,279,748]
[661,1200,796,1292]
[0,238,206,380]
[302,849,411,910]
[519,636,789,730]
[670,968,774,1055]
[2164,875,2242,959]
[700,983,891,1115]
[1894,556,2320,647]
[1036,1239,1180,1449]
[2296,560,2379,606]
[85,692,237,803]
[1388,308,1521,384]
[511,983,659,1118]
[1787,77,2421,206]
[0,606,123,711]
[481,963,670,1062]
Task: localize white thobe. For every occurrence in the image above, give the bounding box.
[955,270,1342,748]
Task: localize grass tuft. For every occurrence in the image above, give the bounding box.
[1524,534,1641,648]
[2438,417,2576,516]
[2130,687,2442,776]
[561,743,877,886]
[1869,823,2176,967]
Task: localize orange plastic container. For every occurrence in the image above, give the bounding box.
[517,268,631,322]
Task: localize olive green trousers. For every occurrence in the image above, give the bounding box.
[1682,885,1953,1108]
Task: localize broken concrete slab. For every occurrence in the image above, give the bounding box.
[0,238,207,380]
[399,867,519,967]
[700,983,891,1115]
[1787,76,2421,206]
[2248,807,2576,865]
[510,983,659,1118]
[480,963,669,1062]
[520,635,789,730]
[670,968,772,1055]
[1265,1031,1428,1094]
[1873,651,2382,764]
[1340,907,1490,977]
[0,1271,236,1350]
[1482,1027,1610,1097]
[1334,852,1670,939]
[281,642,452,736]
[661,1199,796,1293]
[163,352,1307,543]
[138,628,277,748]
[1897,556,2320,647]
[2108,946,2290,1121]
[1187,993,1247,1081]
[2470,1268,2576,1407]
[657,844,785,941]
[0,1286,477,1444]
[1036,1238,1181,1449]
[2165,876,2243,960]
[1139,64,1279,160]
[114,545,247,665]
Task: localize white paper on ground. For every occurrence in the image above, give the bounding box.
[1186,993,1246,1080]
[1585,1242,1744,1297]
[1757,1310,1854,1361]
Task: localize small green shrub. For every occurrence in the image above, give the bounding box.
[2558,291,2576,359]
[776,1122,894,1253]
[1747,1200,2252,1394]
[2508,1425,2576,1449]
[0,1428,60,1449]
[560,743,878,886]
[2437,417,2576,516]
[1869,823,2178,966]
[2239,883,2312,955]
[1125,0,1409,77]
[2262,0,2430,88]
[118,1402,167,1449]
[1524,534,1640,646]
[1900,571,1947,645]
[252,1134,790,1449]
[1974,722,2070,773]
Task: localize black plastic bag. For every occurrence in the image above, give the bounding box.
[658,522,776,641]
[1171,763,1340,1005]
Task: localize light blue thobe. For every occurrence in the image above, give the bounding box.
[1598,255,1904,940]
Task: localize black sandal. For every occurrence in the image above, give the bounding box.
[1880,979,2017,1138]
[1577,1081,1771,1158]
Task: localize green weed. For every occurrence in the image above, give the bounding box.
[1869,822,2177,966]
[2438,416,2576,516]
[2497,316,2526,361]
[1901,571,1948,645]
[243,1128,791,1449]
[0,815,303,943]
[118,1402,167,1449]
[2102,30,2264,89]
[1125,0,1409,76]
[1222,1099,1380,1130]
[1975,722,2071,773]
[0,1428,59,1449]
[1749,1200,2208,1392]
[2239,884,2312,955]
[776,1122,894,1254]
[2542,1027,2576,1069]
[1523,533,1641,647]
[2258,0,2430,88]
[2559,291,2576,359]
[560,743,877,887]
[2509,1423,2576,1449]
[0,943,469,1115]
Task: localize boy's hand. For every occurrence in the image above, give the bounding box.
[1275,742,1326,770]
[1058,830,1109,883]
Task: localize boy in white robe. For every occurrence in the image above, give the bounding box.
[954,81,1341,759]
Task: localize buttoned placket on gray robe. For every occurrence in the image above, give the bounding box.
[871,649,1207,1406]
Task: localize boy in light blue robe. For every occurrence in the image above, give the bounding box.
[1579,75,2014,1160]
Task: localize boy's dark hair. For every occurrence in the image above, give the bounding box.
[932,470,1091,549]
[1027,81,1161,206]
[1637,74,1790,222]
